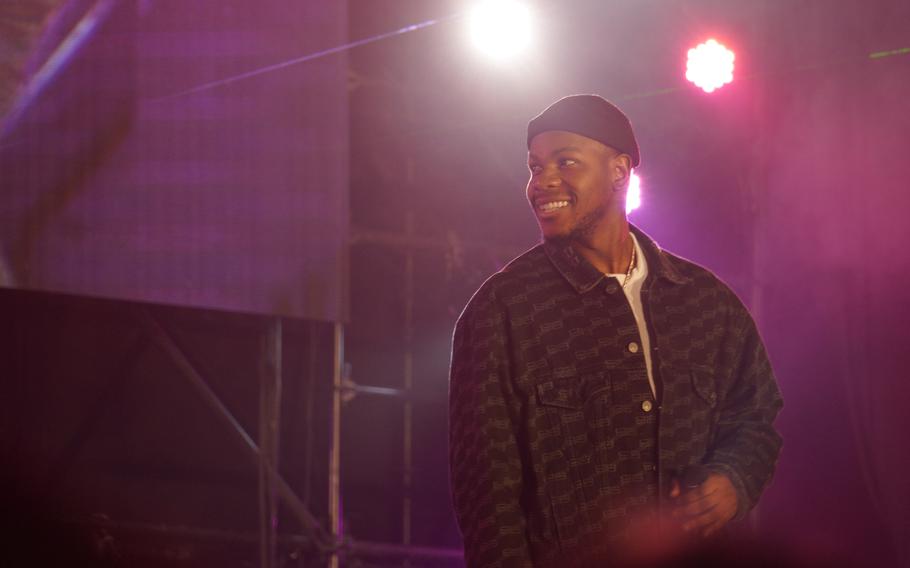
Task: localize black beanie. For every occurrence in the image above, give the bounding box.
[527,94,641,168]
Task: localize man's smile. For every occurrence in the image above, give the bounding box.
[535,199,572,216]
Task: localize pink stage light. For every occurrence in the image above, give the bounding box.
[626,171,641,214]
[686,39,735,93]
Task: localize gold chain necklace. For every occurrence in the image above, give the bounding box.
[621,241,636,288]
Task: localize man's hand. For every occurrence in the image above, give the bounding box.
[669,472,739,538]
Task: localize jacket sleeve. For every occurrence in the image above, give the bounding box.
[449,290,533,567]
[704,300,784,520]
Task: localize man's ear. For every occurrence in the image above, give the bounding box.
[612,154,632,192]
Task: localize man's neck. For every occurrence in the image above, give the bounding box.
[571,219,634,275]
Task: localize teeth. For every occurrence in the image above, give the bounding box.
[539,200,569,212]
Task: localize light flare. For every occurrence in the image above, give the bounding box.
[686,39,735,93]
[468,0,533,61]
[626,170,641,214]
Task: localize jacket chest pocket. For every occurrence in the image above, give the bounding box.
[532,369,615,546]
[534,369,612,454]
[660,365,719,464]
[691,368,718,408]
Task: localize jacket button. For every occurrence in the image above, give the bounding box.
[605,281,619,294]
[628,342,640,353]
[641,400,653,412]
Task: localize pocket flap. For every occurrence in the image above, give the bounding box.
[536,380,584,409]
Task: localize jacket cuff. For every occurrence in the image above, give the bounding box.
[704,462,751,521]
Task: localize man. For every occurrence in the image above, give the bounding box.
[448,95,783,567]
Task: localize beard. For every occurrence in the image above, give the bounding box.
[542,204,606,245]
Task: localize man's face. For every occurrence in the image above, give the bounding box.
[526,130,625,242]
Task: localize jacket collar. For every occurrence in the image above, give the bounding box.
[542,223,690,294]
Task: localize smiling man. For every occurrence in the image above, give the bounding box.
[448,95,783,567]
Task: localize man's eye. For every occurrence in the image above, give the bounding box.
[529,164,542,174]
[559,158,578,167]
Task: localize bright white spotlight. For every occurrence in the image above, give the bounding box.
[626,170,641,214]
[469,0,533,61]
[686,39,735,93]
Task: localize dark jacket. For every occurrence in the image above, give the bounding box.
[448,225,783,567]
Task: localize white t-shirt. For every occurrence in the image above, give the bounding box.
[604,233,655,397]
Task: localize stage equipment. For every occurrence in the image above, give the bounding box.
[0,0,348,565]
[0,0,348,323]
[468,0,533,61]
[686,38,735,93]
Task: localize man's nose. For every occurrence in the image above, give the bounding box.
[536,168,561,190]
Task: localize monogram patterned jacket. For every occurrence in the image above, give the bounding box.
[448,225,783,567]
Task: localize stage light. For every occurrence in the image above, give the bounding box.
[686,39,735,93]
[626,171,641,214]
[468,0,533,61]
